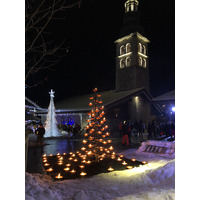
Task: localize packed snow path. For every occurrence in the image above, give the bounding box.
[26,149,175,200]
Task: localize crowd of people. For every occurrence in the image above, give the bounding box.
[118,120,175,147]
[58,123,81,139]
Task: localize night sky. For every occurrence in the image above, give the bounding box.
[25,0,175,108]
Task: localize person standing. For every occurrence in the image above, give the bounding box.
[122,121,129,147]
[35,124,45,146]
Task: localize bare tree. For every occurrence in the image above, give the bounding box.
[25,0,81,87]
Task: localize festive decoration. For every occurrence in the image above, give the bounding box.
[44,89,61,137]
[80,88,116,163]
[42,88,148,180]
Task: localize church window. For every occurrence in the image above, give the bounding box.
[143,59,146,68]
[120,59,125,68]
[143,45,146,55]
[120,45,125,55]
[126,43,131,53]
[138,43,142,53]
[126,57,131,67]
[138,57,142,66]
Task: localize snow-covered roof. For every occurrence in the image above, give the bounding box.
[152,90,175,102]
[54,87,152,113]
[25,96,46,111]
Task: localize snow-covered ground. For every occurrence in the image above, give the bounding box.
[25,148,175,200]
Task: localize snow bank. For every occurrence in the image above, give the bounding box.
[26,149,175,200]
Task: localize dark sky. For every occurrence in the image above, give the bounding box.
[25,0,175,108]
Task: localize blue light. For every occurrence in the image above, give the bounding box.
[172,107,175,112]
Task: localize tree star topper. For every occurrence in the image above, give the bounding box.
[49,89,55,98]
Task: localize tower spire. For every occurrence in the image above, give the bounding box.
[125,0,139,13]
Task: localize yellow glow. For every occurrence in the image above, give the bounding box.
[44,163,50,166]
[79,165,85,168]
[109,146,114,150]
[122,161,127,165]
[80,172,87,176]
[131,158,136,161]
[83,140,87,144]
[117,157,122,161]
[47,168,53,172]
[64,167,70,171]
[74,159,78,162]
[118,52,132,58]
[49,154,53,156]
[81,147,86,151]
[138,52,148,58]
[63,153,67,155]
[127,166,133,169]
[66,164,71,167]
[70,169,76,173]
[42,154,46,157]
[69,157,73,160]
[108,167,114,171]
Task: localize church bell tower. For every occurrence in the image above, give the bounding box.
[115,0,150,91]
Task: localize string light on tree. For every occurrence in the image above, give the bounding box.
[44,89,61,137]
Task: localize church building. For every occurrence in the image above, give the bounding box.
[37,0,163,135]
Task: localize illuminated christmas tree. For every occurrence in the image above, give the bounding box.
[44,89,61,138]
[81,88,115,162]
[42,88,148,180]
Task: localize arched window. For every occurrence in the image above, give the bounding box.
[126,43,131,53]
[143,45,146,55]
[143,59,146,68]
[126,57,131,67]
[138,43,142,53]
[120,45,125,55]
[138,57,142,66]
[120,59,125,68]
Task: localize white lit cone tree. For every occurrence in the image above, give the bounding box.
[44,89,61,138]
[81,88,115,163]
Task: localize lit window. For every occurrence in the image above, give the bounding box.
[138,57,142,66]
[143,59,146,68]
[138,43,142,53]
[126,57,131,67]
[120,59,125,68]
[120,45,125,55]
[126,43,131,53]
[143,45,146,55]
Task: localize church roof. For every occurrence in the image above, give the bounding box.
[55,87,152,113]
[152,90,175,102]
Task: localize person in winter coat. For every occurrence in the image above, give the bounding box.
[122,121,129,147]
[35,124,45,146]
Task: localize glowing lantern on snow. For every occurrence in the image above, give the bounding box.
[81,147,86,151]
[117,157,122,161]
[108,167,114,171]
[47,168,53,172]
[55,173,63,179]
[122,161,127,165]
[127,166,133,169]
[142,161,148,164]
[80,172,87,176]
